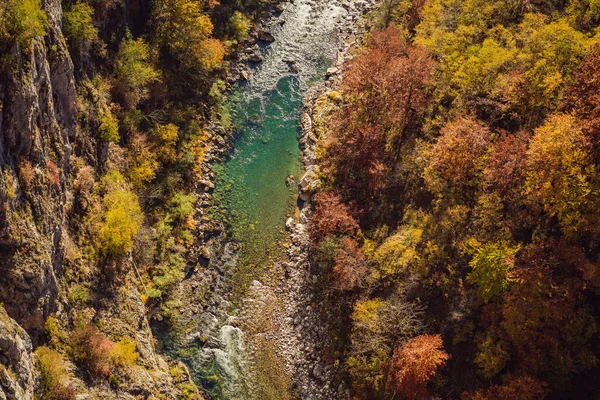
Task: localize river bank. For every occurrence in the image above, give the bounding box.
[158,0,379,398]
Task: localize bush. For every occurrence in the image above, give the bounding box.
[153,123,179,162]
[35,346,76,400]
[169,192,196,222]
[228,11,250,42]
[100,109,120,143]
[70,325,113,378]
[109,337,139,368]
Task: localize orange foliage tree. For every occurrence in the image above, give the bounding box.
[388,334,449,400]
[424,116,491,195]
[323,26,434,213]
[565,45,600,161]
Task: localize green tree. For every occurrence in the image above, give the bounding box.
[115,36,161,109]
[466,239,519,303]
[0,0,47,48]
[63,2,97,46]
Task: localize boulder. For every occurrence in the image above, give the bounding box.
[257,30,275,42]
[298,166,321,201]
[248,53,263,63]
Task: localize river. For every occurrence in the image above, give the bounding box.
[166,0,371,398]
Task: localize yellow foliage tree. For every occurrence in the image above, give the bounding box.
[98,171,143,257]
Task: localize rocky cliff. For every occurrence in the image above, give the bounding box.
[0,0,201,398]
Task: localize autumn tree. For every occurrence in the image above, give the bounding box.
[115,36,161,109]
[389,334,449,400]
[462,375,547,400]
[98,171,143,257]
[424,116,491,195]
[483,131,528,201]
[63,2,97,52]
[348,296,424,397]
[152,0,225,75]
[525,113,598,236]
[310,191,359,243]
[0,0,47,49]
[324,26,434,212]
[501,242,598,382]
[466,239,519,303]
[565,45,600,161]
[332,237,369,291]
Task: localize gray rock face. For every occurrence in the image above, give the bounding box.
[0,308,36,400]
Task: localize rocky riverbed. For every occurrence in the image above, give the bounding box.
[162,0,378,398]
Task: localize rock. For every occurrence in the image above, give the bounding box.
[286,217,294,230]
[312,364,324,380]
[257,30,275,42]
[248,53,263,63]
[285,174,295,187]
[240,70,250,81]
[199,179,215,190]
[325,67,339,77]
[0,308,36,400]
[298,166,320,201]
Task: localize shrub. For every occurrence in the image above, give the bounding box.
[128,133,159,187]
[169,192,196,222]
[35,346,76,400]
[46,160,61,187]
[310,192,360,243]
[228,11,250,42]
[332,237,369,291]
[100,109,120,142]
[18,160,35,191]
[109,337,139,368]
[153,123,179,162]
[70,325,113,378]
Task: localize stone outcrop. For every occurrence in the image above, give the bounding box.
[0,308,36,400]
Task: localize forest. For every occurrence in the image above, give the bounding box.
[311,0,600,398]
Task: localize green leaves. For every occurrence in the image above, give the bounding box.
[466,238,519,303]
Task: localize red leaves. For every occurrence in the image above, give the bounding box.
[483,130,529,199]
[70,326,114,378]
[463,375,547,400]
[310,191,359,243]
[389,334,449,400]
[332,237,369,291]
[323,26,435,213]
[565,45,600,160]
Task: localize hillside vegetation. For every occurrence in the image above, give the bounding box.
[0,0,270,397]
[312,0,600,398]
